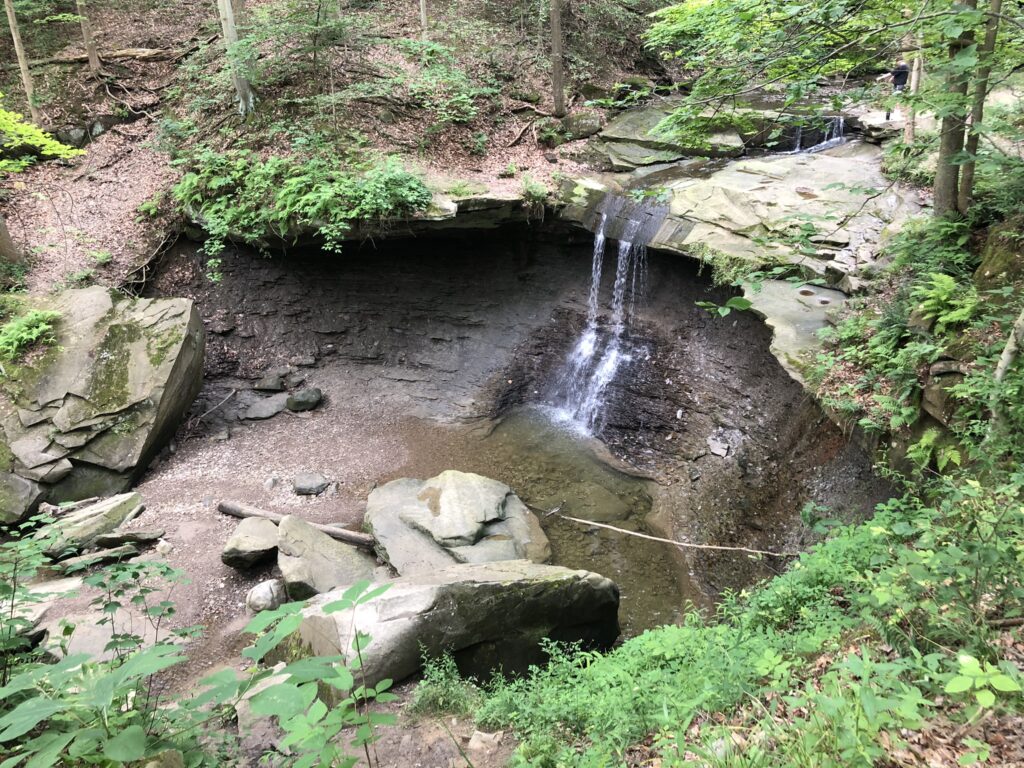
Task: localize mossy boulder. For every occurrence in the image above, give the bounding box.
[0,287,204,521]
[974,215,1024,289]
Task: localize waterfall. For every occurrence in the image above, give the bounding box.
[804,116,846,153]
[549,196,666,434]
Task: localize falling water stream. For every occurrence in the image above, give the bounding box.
[551,196,667,433]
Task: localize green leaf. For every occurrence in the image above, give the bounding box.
[102,725,147,762]
[944,676,973,694]
[0,699,66,742]
[974,688,995,708]
[989,674,1021,693]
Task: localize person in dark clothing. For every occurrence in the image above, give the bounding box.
[877,60,911,119]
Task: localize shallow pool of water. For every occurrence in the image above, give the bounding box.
[394,407,697,638]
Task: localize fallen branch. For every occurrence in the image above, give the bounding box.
[990,616,1024,629]
[553,511,800,558]
[15,48,177,68]
[217,501,376,550]
[508,119,537,148]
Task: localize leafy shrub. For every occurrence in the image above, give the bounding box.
[173,149,432,256]
[0,309,60,361]
[410,652,480,716]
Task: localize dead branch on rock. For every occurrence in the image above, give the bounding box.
[217,501,376,550]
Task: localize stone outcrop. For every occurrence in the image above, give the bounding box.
[0,288,204,521]
[365,470,551,575]
[292,561,620,689]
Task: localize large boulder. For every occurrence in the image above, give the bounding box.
[222,518,279,569]
[277,515,378,599]
[365,470,551,575]
[0,287,204,521]
[292,561,620,690]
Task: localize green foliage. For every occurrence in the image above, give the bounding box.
[172,148,432,256]
[410,652,480,716]
[0,519,397,768]
[911,273,979,334]
[0,309,60,362]
[0,92,83,174]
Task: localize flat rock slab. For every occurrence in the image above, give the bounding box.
[34,492,142,558]
[243,393,290,421]
[277,515,377,599]
[222,517,279,569]
[294,561,620,690]
[365,470,550,576]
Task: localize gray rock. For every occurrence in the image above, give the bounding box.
[222,518,279,569]
[277,515,377,599]
[0,473,44,524]
[562,110,603,139]
[365,470,550,575]
[0,287,203,521]
[34,492,143,558]
[292,472,329,496]
[58,544,139,572]
[286,388,322,412]
[246,579,287,613]
[293,561,620,691]
[93,527,165,548]
[253,375,286,392]
[243,393,290,421]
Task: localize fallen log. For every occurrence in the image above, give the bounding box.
[217,501,375,550]
[11,48,177,69]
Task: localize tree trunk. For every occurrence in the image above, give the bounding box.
[957,0,1002,213]
[3,0,40,125]
[75,0,101,74]
[933,3,977,217]
[987,305,1024,441]
[903,42,923,145]
[420,0,428,40]
[216,0,256,115]
[550,0,566,118]
[0,215,25,267]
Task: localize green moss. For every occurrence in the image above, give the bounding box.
[145,326,180,368]
[87,322,142,413]
[0,432,13,472]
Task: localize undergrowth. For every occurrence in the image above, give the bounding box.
[0,309,60,362]
[171,147,432,257]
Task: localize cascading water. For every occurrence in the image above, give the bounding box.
[791,115,846,154]
[549,196,667,434]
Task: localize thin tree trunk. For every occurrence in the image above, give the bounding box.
[0,215,24,267]
[420,0,427,40]
[958,0,1002,213]
[75,0,101,74]
[550,0,566,118]
[933,0,977,217]
[987,305,1024,440]
[216,0,255,115]
[903,42,923,144]
[3,0,40,125]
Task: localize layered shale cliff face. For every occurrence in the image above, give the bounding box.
[147,224,888,616]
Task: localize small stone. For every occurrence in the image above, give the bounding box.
[263,476,278,491]
[243,393,290,421]
[544,152,559,164]
[293,472,330,496]
[155,539,174,555]
[468,730,503,754]
[286,388,323,412]
[246,579,287,613]
[689,467,702,482]
[707,437,730,458]
[253,375,286,392]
